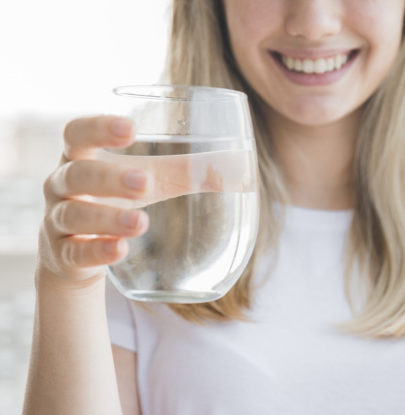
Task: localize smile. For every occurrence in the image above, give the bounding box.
[279,51,355,74]
[269,49,361,86]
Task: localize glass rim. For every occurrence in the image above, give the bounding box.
[112,84,247,102]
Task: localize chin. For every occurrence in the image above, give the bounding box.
[273,99,355,127]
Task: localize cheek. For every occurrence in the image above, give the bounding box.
[225,0,283,58]
[348,2,404,53]
[346,3,404,90]
[365,20,402,85]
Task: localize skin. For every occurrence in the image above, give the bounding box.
[38,116,149,286]
[23,116,146,414]
[23,2,405,413]
[223,0,405,209]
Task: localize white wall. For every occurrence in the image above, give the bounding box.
[0,0,171,117]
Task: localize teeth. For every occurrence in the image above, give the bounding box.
[314,59,327,74]
[327,58,335,71]
[281,53,350,74]
[294,60,302,71]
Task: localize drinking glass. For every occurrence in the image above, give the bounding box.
[97,85,259,303]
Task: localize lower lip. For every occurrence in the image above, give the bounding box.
[269,50,360,86]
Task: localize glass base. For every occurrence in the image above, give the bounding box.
[123,289,223,304]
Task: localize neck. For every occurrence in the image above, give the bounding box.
[268,109,360,210]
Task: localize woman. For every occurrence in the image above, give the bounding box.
[22,1,405,414]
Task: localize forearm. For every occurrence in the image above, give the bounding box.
[22,269,123,415]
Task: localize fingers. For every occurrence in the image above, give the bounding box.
[63,115,135,160]
[50,199,149,237]
[44,159,150,202]
[37,114,147,287]
[57,236,129,269]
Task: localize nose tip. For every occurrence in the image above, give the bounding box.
[285,5,341,41]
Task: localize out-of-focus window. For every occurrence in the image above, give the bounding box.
[0,1,170,413]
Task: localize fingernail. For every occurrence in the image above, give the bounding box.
[119,210,139,227]
[104,239,126,255]
[124,170,147,190]
[109,118,133,138]
[136,211,149,232]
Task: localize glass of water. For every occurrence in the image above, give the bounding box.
[97,85,259,303]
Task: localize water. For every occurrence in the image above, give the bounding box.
[96,146,257,209]
[107,191,259,303]
[97,137,260,303]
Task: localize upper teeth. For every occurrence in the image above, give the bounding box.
[281,53,350,74]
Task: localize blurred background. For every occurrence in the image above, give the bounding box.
[0,0,170,412]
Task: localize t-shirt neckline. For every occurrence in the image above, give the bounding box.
[274,202,354,230]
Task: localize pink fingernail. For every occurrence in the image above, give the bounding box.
[104,239,127,255]
[136,211,149,231]
[119,210,139,227]
[109,118,133,138]
[104,240,117,255]
[124,170,147,190]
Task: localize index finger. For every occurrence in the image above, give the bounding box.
[63,115,135,161]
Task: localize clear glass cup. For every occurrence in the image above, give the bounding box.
[97,85,259,303]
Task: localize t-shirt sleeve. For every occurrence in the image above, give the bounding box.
[105,276,137,352]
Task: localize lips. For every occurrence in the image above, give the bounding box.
[268,48,361,86]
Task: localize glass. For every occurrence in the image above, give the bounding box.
[97,85,259,303]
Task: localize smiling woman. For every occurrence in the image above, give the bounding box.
[165,0,405,337]
[22,0,405,414]
[223,0,405,125]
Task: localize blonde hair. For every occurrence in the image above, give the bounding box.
[161,0,405,338]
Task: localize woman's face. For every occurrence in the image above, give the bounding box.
[222,0,405,126]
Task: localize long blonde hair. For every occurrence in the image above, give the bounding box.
[162,0,405,338]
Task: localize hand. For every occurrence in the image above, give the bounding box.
[36,115,150,291]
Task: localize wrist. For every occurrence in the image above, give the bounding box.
[35,262,106,296]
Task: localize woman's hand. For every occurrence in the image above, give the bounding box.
[36,115,150,291]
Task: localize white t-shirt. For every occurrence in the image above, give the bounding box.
[105,205,405,414]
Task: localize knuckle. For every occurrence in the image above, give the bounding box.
[38,219,51,247]
[53,200,74,232]
[61,240,77,267]
[63,161,82,192]
[63,119,77,144]
[42,212,55,233]
[42,175,53,200]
